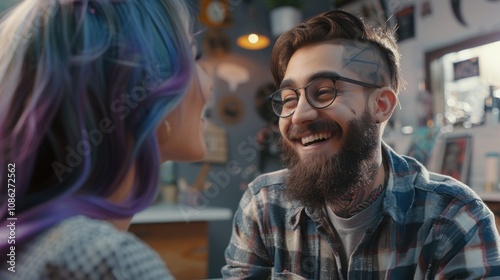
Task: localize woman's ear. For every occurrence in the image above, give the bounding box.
[372,87,397,124]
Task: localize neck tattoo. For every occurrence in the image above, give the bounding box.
[348,184,384,216]
[332,161,388,218]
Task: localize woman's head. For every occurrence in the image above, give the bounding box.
[0,0,206,251]
[157,62,212,162]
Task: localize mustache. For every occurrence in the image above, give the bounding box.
[286,120,342,140]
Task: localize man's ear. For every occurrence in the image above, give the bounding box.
[372,87,397,124]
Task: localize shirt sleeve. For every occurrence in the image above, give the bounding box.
[221,188,274,279]
[430,199,500,279]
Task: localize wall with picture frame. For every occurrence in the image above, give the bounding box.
[426,126,500,193]
[433,131,473,184]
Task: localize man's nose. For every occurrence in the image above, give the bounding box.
[291,92,318,125]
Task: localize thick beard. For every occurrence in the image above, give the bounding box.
[280,110,379,209]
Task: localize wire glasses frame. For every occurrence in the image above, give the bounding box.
[269,74,382,118]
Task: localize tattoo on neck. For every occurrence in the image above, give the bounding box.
[348,184,384,216]
[333,183,384,218]
[331,161,383,218]
[365,163,378,182]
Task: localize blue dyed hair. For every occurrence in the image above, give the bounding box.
[0,0,195,255]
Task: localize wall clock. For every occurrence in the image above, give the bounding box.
[199,0,232,28]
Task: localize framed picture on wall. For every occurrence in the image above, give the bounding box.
[437,131,473,184]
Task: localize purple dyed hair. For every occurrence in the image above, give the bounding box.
[0,0,195,255]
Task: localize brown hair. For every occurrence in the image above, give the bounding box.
[270,10,402,93]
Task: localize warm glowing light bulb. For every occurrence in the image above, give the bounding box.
[237,32,269,50]
[248,34,259,44]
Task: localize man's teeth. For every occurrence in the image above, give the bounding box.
[301,133,332,145]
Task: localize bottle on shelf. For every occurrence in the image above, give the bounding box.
[485,152,500,192]
[484,85,500,125]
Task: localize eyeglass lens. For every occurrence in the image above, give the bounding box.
[271,78,336,117]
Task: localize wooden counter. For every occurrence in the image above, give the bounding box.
[129,203,232,280]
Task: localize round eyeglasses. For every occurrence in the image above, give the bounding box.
[269,74,382,118]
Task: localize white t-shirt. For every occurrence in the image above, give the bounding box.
[326,187,386,277]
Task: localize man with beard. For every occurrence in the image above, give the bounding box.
[222,10,500,280]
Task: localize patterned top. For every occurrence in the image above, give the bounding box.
[222,144,500,279]
[1,215,173,280]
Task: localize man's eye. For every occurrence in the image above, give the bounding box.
[312,88,336,100]
[316,88,335,94]
[283,96,298,102]
[314,87,335,97]
[282,96,298,107]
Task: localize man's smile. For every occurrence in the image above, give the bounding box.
[301,132,332,146]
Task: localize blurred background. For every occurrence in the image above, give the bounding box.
[3,0,500,279]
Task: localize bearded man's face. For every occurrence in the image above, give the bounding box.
[280,110,379,208]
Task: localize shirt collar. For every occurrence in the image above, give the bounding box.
[288,204,329,230]
[381,141,417,225]
[287,205,304,230]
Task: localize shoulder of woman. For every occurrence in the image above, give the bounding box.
[32,216,172,279]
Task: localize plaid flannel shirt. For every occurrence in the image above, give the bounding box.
[222,144,500,279]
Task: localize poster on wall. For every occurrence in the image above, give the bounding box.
[394,5,415,42]
[437,132,473,184]
[421,0,432,18]
[453,57,480,81]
